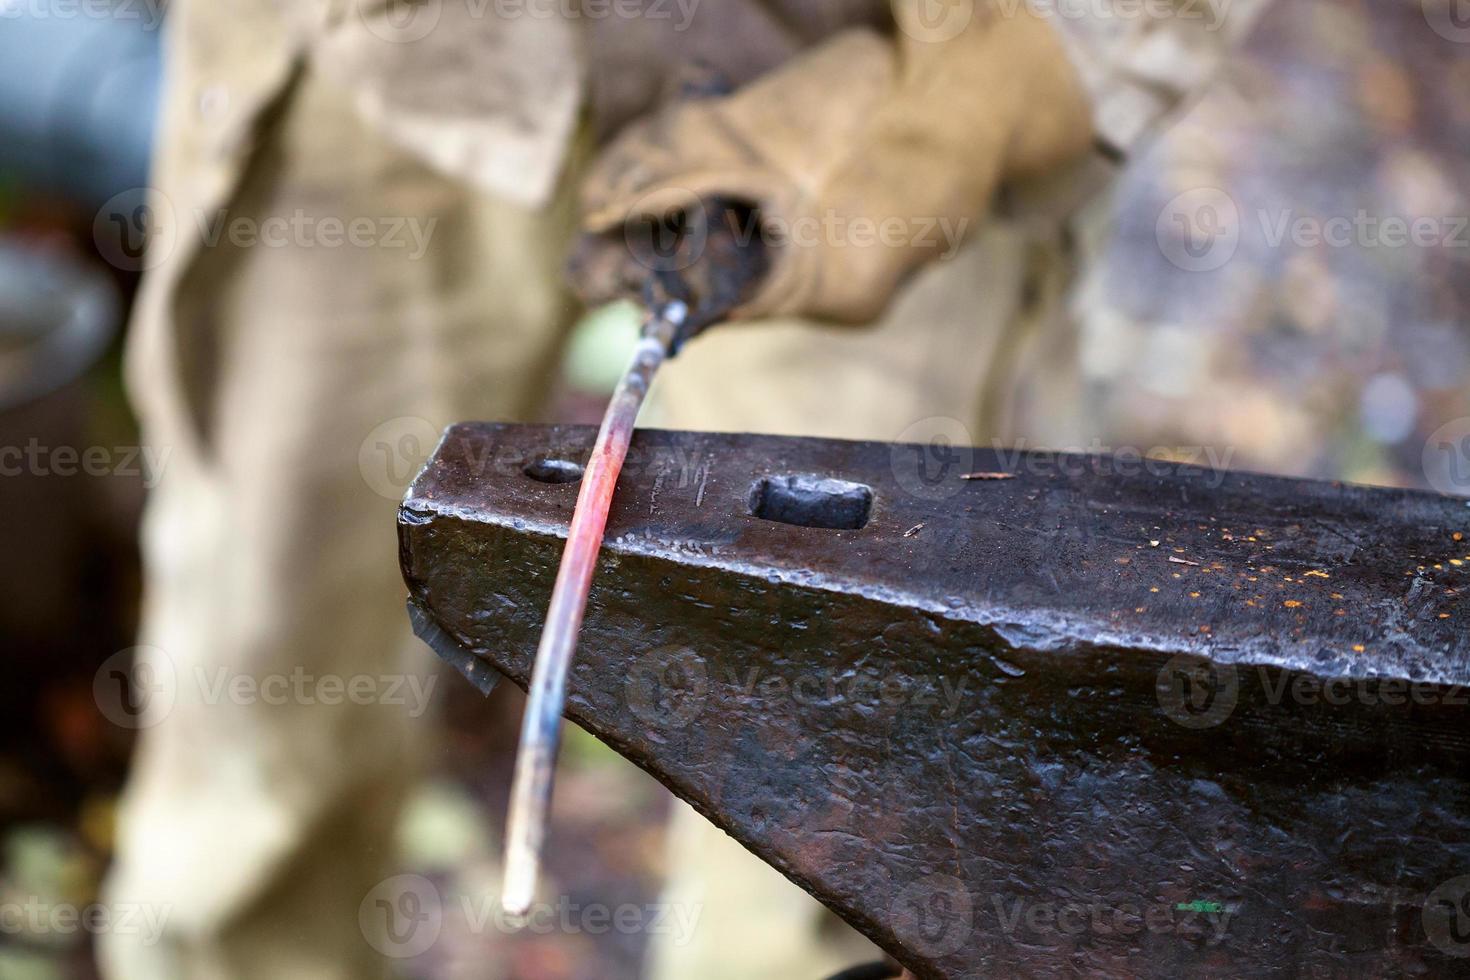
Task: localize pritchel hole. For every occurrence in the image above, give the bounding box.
[748,475,873,530]
[524,458,584,485]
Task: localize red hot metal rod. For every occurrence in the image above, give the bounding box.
[502,300,688,916]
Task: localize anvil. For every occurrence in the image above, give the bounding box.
[399,422,1470,978]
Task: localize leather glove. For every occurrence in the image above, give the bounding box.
[578,3,1094,324]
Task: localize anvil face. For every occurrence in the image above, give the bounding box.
[400,422,1470,979]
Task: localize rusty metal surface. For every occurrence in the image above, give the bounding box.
[400,422,1470,978]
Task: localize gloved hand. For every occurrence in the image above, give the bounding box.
[577,3,1093,324]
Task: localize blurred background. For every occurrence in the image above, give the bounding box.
[0,0,1466,977]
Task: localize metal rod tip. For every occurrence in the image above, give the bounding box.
[501,845,538,920]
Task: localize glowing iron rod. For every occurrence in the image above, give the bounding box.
[501,300,687,916]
